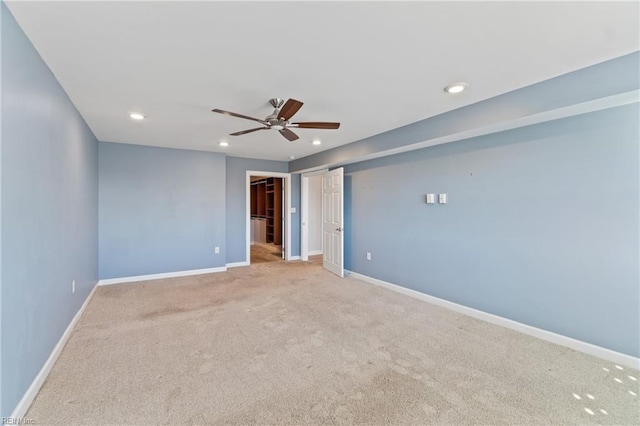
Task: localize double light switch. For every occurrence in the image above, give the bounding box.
[425,193,447,204]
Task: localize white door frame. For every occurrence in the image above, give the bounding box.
[301,169,328,261]
[246,171,292,264]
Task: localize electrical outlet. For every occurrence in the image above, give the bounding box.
[214,246,220,254]
[366,252,372,261]
[72,280,75,294]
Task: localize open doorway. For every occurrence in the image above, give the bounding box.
[301,169,328,263]
[246,171,292,265]
[250,176,283,263]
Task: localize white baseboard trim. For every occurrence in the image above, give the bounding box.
[288,256,301,261]
[346,270,640,370]
[98,267,227,286]
[308,250,323,256]
[226,261,249,268]
[11,282,100,419]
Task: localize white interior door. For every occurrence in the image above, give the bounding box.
[322,167,344,277]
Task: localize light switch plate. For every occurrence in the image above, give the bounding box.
[425,194,435,204]
[291,207,297,213]
[439,193,447,204]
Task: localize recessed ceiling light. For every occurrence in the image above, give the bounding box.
[129,112,145,120]
[444,82,468,94]
[219,141,229,147]
[312,140,322,145]
[289,156,295,160]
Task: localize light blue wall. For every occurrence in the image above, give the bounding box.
[1,3,99,416]
[343,104,639,357]
[225,157,288,264]
[99,142,226,279]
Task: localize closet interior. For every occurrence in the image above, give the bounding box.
[250,176,283,262]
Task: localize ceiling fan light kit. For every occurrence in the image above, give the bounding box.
[212,98,340,142]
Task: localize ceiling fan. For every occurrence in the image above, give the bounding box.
[212,98,340,142]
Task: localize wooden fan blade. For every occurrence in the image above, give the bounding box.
[279,128,299,141]
[278,99,304,120]
[212,109,266,124]
[230,127,269,136]
[292,122,340,129]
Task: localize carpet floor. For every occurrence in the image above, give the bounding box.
[27,261,639,424]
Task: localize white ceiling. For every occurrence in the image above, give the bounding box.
[6,1,639,161]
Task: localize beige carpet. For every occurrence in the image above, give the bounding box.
[27,261,639,424]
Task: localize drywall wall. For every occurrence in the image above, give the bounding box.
[1,3,99,415]
[99,142,225,279]
[343,103,639,357]
[308,175,323,253]
[225,157,288,264]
